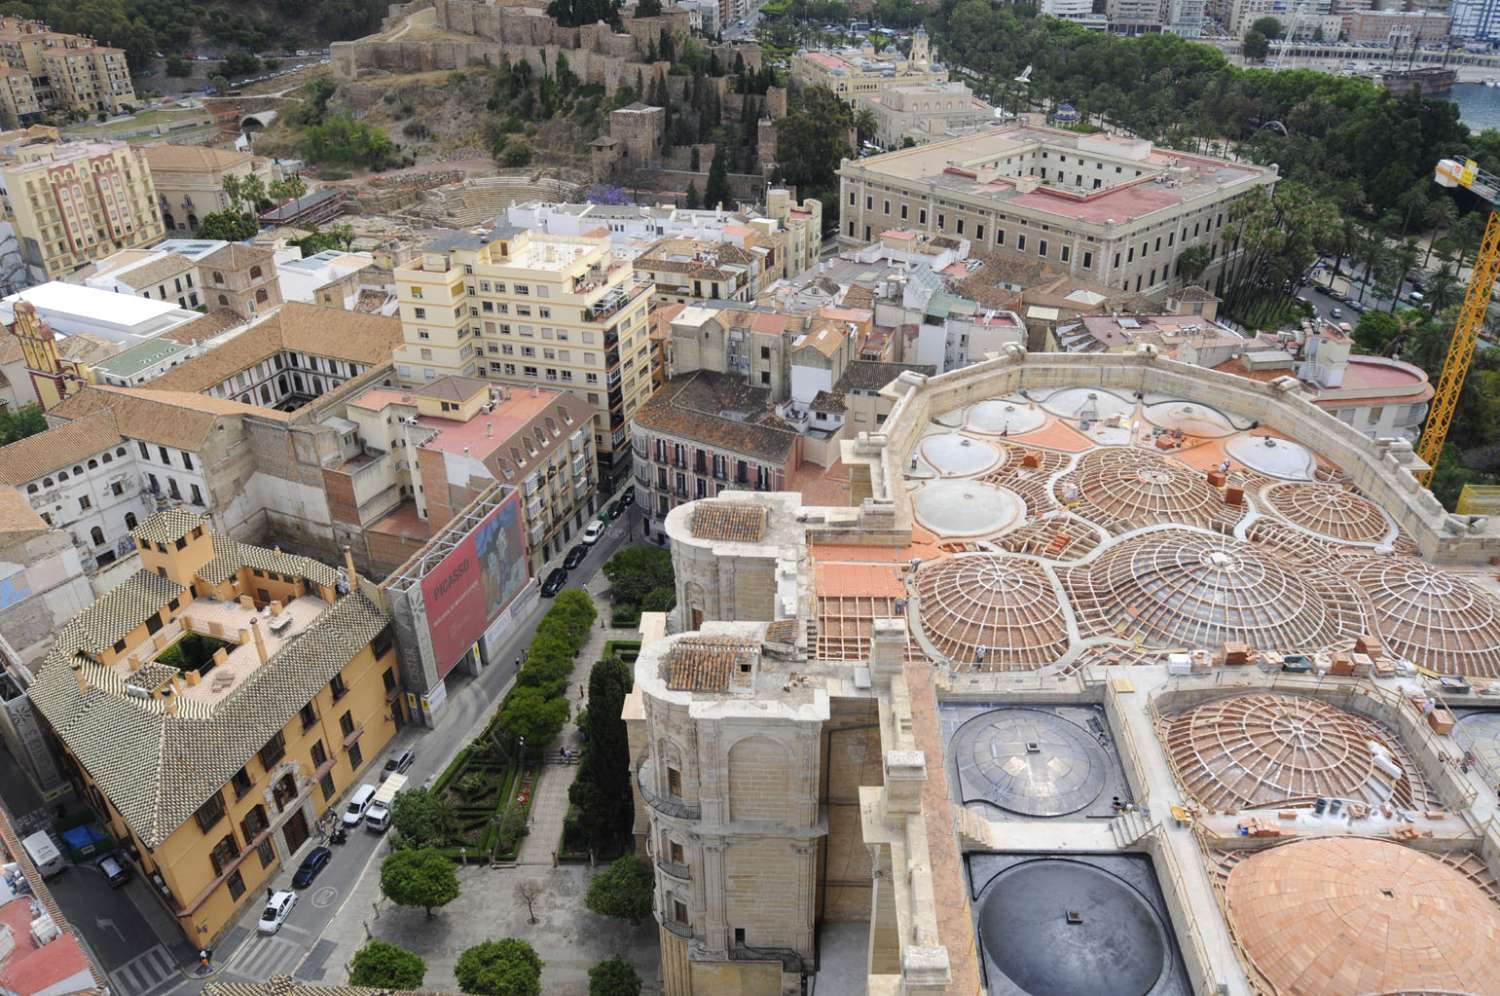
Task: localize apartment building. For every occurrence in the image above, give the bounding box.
[142,144,279,234]
[0,140,164,285]
[634,238,767,307]
[337,375,599,572]
[838,121,1277,297]
[0,17,135,118]
[30,508,398,945]
[0,68,39,130]
[392,226,655,490]
[791,29,945,105]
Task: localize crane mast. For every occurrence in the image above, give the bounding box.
[1416,160,1500,487]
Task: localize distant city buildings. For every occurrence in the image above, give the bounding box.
[0,15,136,126]
[791,28,946,105]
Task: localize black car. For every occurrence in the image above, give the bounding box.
[381,748,414,780]
[606,499,625,521]
[619,488,635,507]
[564,544,588,570]
[540,567,569,597]
[292,846,332,888]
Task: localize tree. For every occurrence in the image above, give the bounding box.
[1242,30,1269,62]
[568,656,634,852]
[301,115,398,170]
[602,545,674,607]
[853,106,879,145]
[684,181,700,209]
[268,175,308,205]
[165,55,191,78]
[500,137,533,168]
[390,788,456,849]
[379,847,460,919]
[1176,245,1212,283]
[589,957,642,996]
[1250,15,1283,39]
[222,50,260,78]
[705,141,730,208]
[636,0,663,14]
[515,879,543,925]
[585,856,654,925]
[496,685,569,753]
[195,210,258,241]
[0,405,45,446]
[454,939,543,996]
[348,940,426,989]
[208,74,230,96]
[689,146,700,172]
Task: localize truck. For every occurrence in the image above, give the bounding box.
[364,773,407,833]
[21,831,64,879]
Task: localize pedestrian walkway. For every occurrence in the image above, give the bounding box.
[109,944,180,996]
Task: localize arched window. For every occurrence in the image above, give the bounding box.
[26,483,36,494]
[57,471,67,482]
[115,447,125,457]
[212,271,224,285]
[124,512,137,530]
[249,265,262,280]
[42,477,52,487]
[87,459,97,469]
[102,453,112,464]
[72,465,82,475]
[255,288,268,303]
[90,526,104,546]
[218,294,228,307]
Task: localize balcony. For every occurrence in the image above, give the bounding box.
[661,916,694,940]
[656,857,692,881]
[580,279,647,325]
[637,755,699,820]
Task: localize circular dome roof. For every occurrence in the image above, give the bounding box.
[1060,448,1241,532]
[918,432,1003,477]
[949,708,1108,816]
[1067,529,1367,650]
[978,859,1169,996]
[914,555,1069,668]
[1037,387,1133,422]
[1225,434,1316,480]
[1226,838,1500,996]
[1344,557,1500,678]
[912,480,1025,537]
[1142,400,1236,437]
[1262,482,1391,544]
[1162,693,1428,811]
[965,399,1047,436]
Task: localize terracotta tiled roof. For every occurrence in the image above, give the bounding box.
[198,242,274,274]
[835,360,933,393]
[116,253,193,290]
[49,385,257,451]
[0,486,45,534]
[157,309,244,345]
[414,374,488,403]
[197,538,341,590]
[146,303,401,394]
[129,506,206,546]
[0,410,122,485]
[664,637,758,692]
[30,537,388,847]
[690,501,767,542]
[142,144,252,173]
[632,371,796,464]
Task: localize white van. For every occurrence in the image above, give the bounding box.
[364,774,407,833]
[341,784,377,828]
[21,831,64,879]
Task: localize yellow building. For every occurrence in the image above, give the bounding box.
[0,68,39,130]
[29,508,400,946]
[393,227,655,490]
[0,139,164,283]
[143,144,280,234]
[789,28,945,105]
[0,16,135,117]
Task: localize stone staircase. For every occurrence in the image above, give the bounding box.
[955,805,1001,852]
[1110,807,1155,849]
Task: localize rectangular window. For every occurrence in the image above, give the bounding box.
[1016,234,1026,252]
[78,496,90,511]
[259,731,285,770]
[257,839,275,869]
[900,204,908,220]
[937,213,945,231]
[955,218,964,235]
[340,711,354,736]
[227,869,245,899]
[232,767,253,798]
[1038,239,1048,258]
[311,740,328,767]
[195,791,225,832]
[996,229,1005,247]
[320,773,336,802]
[918,209,927,225]
[348,741,363,769]
[330,673,347,700]
[299,702,317,730]
[1060,245,1071,263]
[975,224,984,242]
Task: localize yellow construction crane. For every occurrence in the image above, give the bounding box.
[1421,159,1500,487]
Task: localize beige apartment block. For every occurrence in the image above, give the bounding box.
[764,189,822,278]
[0,140,163,283]
[393,226,655,490]
[0,68,39,130]
[143,144,280,234]
[0,17,135,117]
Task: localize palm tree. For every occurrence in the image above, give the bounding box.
[853,107,879,147]
[1423,196,1457,270]
[1425,264,1460,315]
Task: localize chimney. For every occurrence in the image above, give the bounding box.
[343,545,360,594]
[249,616,268,665]
[71,661,88,695]
[486,421,493,438]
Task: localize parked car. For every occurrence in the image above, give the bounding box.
[582,520,606,545]
[1346,300,1365,313]
[541,567,569,597]
[98,854,131,888]
[258,891,297,934]
[291,846,331,888]
[1329,307,1343,319]
[607,499,625,520]
[341,784,377,827]
[564,544,588,569]
[620,488,635,507]
[382,749,415,780]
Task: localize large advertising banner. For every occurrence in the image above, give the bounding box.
[421,490,529,678]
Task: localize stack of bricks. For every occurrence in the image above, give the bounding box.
[1354,633,1386,657]
[1237,817,1283,838]
[1328,651,1356,678]
[1428,708,1454,735]
[1222,641,1250,666]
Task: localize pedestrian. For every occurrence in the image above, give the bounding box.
[514,656,521,670]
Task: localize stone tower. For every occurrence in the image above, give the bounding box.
[909,27,930,72]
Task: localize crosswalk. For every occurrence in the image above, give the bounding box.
[108,945,180,996]
[219,924,313,982]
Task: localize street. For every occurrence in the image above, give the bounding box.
[1,495,641,996]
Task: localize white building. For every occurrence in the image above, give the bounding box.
[0,281,202,345]
[275,248,379,308]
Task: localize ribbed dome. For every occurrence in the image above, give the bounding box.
[1226,838,1500,996]
[914,555,1069,669]
[1066,529,1367,650]
[1344,556,1500,678]
[1262,482,1390,544]
[1161,693,1430,811]
[1057,448,1241,533]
